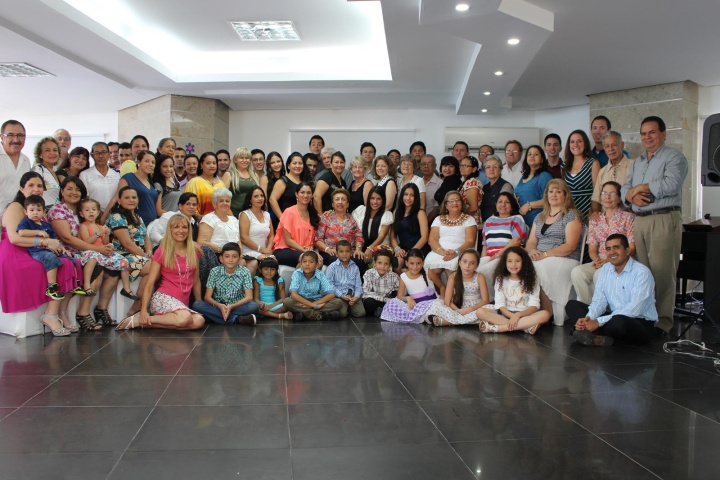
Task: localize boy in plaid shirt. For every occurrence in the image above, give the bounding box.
[362,248,399,317]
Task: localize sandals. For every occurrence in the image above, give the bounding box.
[116,312,140,331]
[72,286,96,297]
[58,310,79,333]
[94,307,117,327]
[479,321,499,333]
[76,313,103,331]
[40,314,71,337]
[119,288,139,301]
[524,324,540,335]
[432,316,449,327]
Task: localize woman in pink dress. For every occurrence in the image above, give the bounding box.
[116,214,204,330]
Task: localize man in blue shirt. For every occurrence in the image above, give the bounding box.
[621,116,688,334]
[566,234,658,346]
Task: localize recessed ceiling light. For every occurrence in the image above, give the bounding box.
[484,91,491,96]
[481,109,488,113]
[0,63,53,77]
[494,71,503,76]
[455,3,470,12]
[229,21,300,41]
[507,38,520,45]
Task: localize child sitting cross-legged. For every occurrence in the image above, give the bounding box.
[361,247,399,318]
[253,257,294,319]
[283,250,347,320]
[325,240,366,318]
[192,242,259,325]
[477,246,550,334]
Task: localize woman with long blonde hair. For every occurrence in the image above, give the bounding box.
[116,214,205,330]
[224,146,259,217]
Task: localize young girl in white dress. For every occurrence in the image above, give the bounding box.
[426,249,489,326]
[478,246,550,334]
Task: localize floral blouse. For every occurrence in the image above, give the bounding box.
[106,212,147,254]
[588,209,635,261]
[315,210,363,249]
[47,201,81,256]
[460,177,483,228]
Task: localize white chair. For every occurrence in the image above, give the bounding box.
[0,300,46,338]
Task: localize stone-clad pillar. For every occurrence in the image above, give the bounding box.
[589,81,699,223]
[119,95,229,157]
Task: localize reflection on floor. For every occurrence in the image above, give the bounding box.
[0,316,718,479]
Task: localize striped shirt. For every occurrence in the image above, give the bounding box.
[481,215,528,256]
[289,268,334,302]
[325,259,363,298]
[362,268,400,302]
[588,257,658,325]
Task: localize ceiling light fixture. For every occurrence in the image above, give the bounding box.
[494,71,503,76]
[484,91,491,96]
[481,109,488,113]
[507,38,520,45]
[0,63,53,77]
[455,3,470,12]
[229,21,300,41]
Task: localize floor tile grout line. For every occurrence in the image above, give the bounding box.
[351,318,479,479]
[104,324,209,480]
[281,320,296,477]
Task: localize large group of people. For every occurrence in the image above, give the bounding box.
[0,114,688,348]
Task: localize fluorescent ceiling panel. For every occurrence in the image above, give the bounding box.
[55,0,391,82]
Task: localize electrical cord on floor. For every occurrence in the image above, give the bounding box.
[663,339,720,368]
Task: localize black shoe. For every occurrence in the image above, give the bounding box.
[291,312,304,321]
[652,326,669,339]
[374,307,383,318]
[572,329,613,347]
[236,314,257,326]
[120,288,140,301]
[326,311,341,320]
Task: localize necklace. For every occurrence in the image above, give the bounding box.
[548,210,561,218]
[440,213,469,227]
[175,253,192,293]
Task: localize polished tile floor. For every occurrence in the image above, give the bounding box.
[0,316,719,480]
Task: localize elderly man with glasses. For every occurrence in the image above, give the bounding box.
[0,119,32,220]
[501,140,524,188]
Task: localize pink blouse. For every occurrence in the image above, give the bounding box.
[47,202,81,255]
[587,209,635,260]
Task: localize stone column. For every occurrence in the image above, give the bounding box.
[119,95,229,157]
[589,81,699,223]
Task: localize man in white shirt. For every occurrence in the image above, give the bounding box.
[420,154,442,221]
[0,120,32,221]
[501,140,523,187]
[80,141,120,211]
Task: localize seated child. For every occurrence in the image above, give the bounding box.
[192,242,259,325]
[283,250,347,320]
[325,240,366,318]
[426,248,489,326]
[361,247,399,317]
[254,257,293,319]
[77,198,135,299]
[16,195,83,300]
[380,248,437,324]
[477,246,550,334]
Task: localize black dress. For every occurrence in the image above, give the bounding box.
[317,169,346,213]
[434,175,462,206]
[480,178,512,221]
[349,179,370,213]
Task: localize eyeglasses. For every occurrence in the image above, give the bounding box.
[505,150,519,155]
[446,199,461,204]
[478,152,490,156]
[600,191,619,196]
[1,133,26,139]
[485,165,501,170]
[419,162,434,167]
[91,150,109,156]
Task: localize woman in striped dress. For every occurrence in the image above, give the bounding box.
[563,130,599,220]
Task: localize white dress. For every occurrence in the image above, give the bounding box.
[424,215,477,271]
[352,206,394,246]
[241,210,271,258]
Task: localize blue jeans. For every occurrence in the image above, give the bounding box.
[29,250,63,272]
[192,300,259,324]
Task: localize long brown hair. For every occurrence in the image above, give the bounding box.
[453,249,480,307]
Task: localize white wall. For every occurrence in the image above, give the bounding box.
[230,107,589,159]
[698,85,720,217]
[4,112,119,158]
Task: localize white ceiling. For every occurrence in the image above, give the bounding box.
[2,0,720,116]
